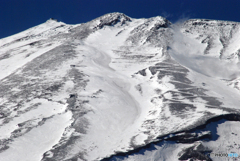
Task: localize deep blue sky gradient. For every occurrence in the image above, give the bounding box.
[0,0,240,39]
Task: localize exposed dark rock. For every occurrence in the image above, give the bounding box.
[95,13,132,29]
[49,18,58,22]
[136,69,147,76]
[178,144,212,161]
[69,94,77,98]
[46,84,62,92]
[166,131,211,143]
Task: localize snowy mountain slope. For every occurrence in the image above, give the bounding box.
[0,13,240,161]
[109,118,240,161]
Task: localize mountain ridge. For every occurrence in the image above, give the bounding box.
[0,13,240,161]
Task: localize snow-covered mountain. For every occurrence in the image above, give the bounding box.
[0,12,240,161]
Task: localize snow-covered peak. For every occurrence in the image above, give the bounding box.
[0,19,67,47]
[1,13,240,161]
[93,12,132,29]
[46,18,59,22]
[184,18,239,27]
[183,19,239,35]
[99,12,131,19]
[148,16,171,28]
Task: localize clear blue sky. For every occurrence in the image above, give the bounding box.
[0,0,240,39]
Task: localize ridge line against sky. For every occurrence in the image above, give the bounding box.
[0,0,240,39]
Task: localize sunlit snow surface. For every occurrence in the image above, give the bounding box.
[0,13,240,161]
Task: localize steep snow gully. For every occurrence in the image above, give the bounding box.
[0,13,240,161]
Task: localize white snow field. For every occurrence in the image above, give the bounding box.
[0,13,240,161]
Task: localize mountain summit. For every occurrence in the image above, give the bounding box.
[0,13,240,161]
